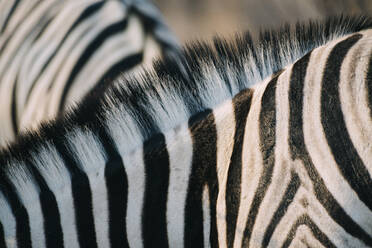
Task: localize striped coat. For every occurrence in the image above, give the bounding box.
[0,0,179,147]
[0,16,371,247]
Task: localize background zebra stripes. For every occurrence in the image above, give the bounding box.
[0,0,179,148]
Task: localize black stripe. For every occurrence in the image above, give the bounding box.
[242,74,280,246]
[27,162,64,248]
[25,1,106,103]
[288,48,372,245]
[281,214,336,248]
[0,0,20,33]
[0,221,6,248]
[53,137,98,248]
[32,14,55,42]
[57,18,129,113]
[185,109,219,247]
[142,133,170,247]
[11,76,18,135]
[0,177,32,248]
[366,53,372,120]
[97,127,130,247]
[321,34,372,210]
[225,89,253,247]
[262,171,301,247]
[88,52,144,98]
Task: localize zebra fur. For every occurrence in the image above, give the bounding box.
[0,15,372,247]
[0,0,179,147]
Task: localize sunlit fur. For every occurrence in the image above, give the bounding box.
[0,16,371,247]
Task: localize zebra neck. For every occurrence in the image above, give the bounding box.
[101,87,254,246]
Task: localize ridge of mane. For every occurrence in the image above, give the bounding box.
[0,15,372,168]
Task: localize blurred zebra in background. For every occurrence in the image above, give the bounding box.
[0,0,179,147]
[154,0,372,42]
[0,16,371,247]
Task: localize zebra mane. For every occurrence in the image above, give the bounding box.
[1,15,372,169]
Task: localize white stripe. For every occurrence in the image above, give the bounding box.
[141,34,162,69]
[6,163,46,248]
[32,144,79,248]
[202,185,211,248]
[213,100,236,247]
[0,190,17,248]
[105,100,144,154]
[303,35,372,236]
[165,123,193,247]
[122,147,145,248]
[66,129,109,248]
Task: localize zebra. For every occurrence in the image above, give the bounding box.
[0,0,179,147]
[0,15,372,247]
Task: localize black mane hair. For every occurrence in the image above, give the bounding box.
[0,15,372,169]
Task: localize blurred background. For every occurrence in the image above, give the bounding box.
[154,0,372,43]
